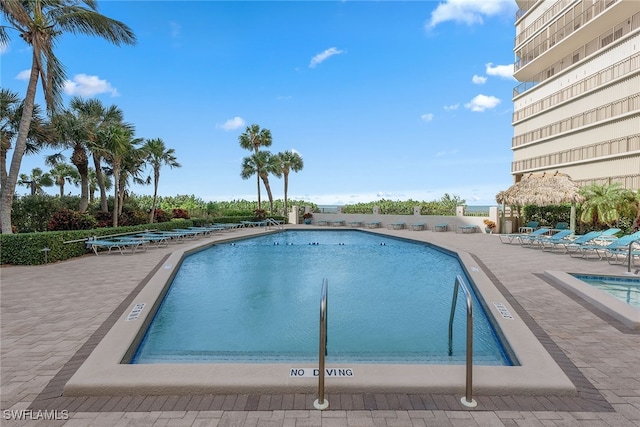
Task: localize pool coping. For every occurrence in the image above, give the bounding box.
[63,229,577,397]
[543,270,640,330]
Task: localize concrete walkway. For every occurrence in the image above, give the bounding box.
[1,226,638,426]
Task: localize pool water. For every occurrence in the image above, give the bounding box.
[571,274,640,308]
[132,230,513,365]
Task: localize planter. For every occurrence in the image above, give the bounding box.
[304,219,312,225]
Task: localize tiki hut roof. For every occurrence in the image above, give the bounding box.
[496,172,585,206]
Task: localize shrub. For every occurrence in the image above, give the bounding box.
[172,208,190,219]
[253,209,267,220]
[153,209,172,223]
[47,209,97,231]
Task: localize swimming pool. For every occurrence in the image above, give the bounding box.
[545,271,640,329]
[571,274,640,308]
[132,230,511,365]
[65,227,576,396]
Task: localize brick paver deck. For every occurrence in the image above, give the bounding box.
[1,226,639,426]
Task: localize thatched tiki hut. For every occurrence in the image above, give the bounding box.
[496,172,585,231]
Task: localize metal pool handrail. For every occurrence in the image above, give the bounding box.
[314,278,329,410]
[448,275,477,408]
[628,238,640,273]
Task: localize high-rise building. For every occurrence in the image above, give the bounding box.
[512,0,640,189]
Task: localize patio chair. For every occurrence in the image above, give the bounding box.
[568,232,640,259]
[541,230,601,253]
[499,227,548,244]
[518,221,539,233]
[523,229,572,249]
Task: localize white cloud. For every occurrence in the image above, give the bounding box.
[63,74,119,97]
[444,103,459,111]
[465,94,501,112]
[472,74,487,84]
[485,62,516,80]
[421,113,434,122]
[425,0,516,29]
[309,47,345,68]
[16,69,31,80]
[0,41,8,54]
[217,116,246,131]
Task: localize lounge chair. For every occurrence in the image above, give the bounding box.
[330,220,346,227]
[434,223,448,232]
[85,237,149,255]
[365,221,381,229]
[456,225,478,234]
[499,227,548,244]
[348,221,363,228]
[568,232,640,259]
[540,230,601,253]
[523,229,573,249]
[551,222,569,232]
[388,222,405,230]
[410,223,426,231]
[518,221,539,233]
[604,237,640,265]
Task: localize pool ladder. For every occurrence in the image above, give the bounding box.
[448,275,477,408]
[314,278,329,410]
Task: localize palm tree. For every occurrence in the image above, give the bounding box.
[0,0,136,233]
[51,108,91,211]
[17,167,53,195]
[0,88,50,196]
[71,97,124,213]
[141,138,181,223]
[276,150,304,214]
[240,151,279,214]
[88,167,112,204]
[238,124,272,210]
[46,161,79,197]
[117,140,147,216]
[579,183,634,227]
[98,124,135,227]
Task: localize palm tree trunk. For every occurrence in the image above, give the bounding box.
[93,155,109,212]
[261,174,274,214]
[0,56,39,234]
[149,170,159,223]
[112,164,120,228]
[283,172,289,215]
[256,174,261,210]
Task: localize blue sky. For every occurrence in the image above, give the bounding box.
[2,0,519,206]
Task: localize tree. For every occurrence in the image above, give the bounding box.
[276,150,304,215]
[88,167,112,204]
[579,183,635,227]
[240,151,278,214]
[17,167,53,195]
[141,138,181,223]
[71,97,125,213]
[238,124,272,210]
[46,161,79,197]
[0,88,50,198]
[98,124,135,227]
[0,0,136,233]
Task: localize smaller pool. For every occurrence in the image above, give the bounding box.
[571,275,640,308]
[544,271,640,329]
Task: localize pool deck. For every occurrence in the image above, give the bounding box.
[1,225,639,426]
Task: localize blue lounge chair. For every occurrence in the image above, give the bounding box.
[568,232,640,259]
[499,227,548,244]
[365,221,381,229]
[85,237,149,255]
[541,230,601,253]
[518,221,539,233]
[388,222,405,230]
[410,223,426,231]
[434,223,448,232]
[523,229,572,249]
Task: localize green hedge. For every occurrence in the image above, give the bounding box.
[0,216,287,266]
